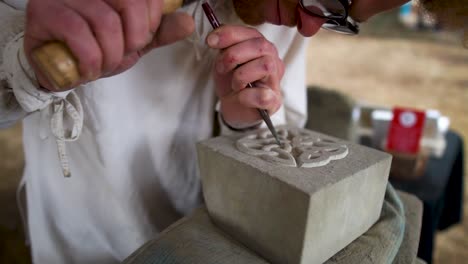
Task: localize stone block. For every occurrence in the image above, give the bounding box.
[197,126,392,264]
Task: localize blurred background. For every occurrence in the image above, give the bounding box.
[0,2,466,263]
[305,2,467,264]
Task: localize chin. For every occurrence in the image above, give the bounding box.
[233,0,298,27]
[232,0,267,25]
[279,19,297,27]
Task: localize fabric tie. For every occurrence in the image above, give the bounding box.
[50,91,83,177]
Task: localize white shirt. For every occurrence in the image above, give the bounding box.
[0,0,309,263]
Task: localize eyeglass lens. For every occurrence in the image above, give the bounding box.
[322,20,356,34]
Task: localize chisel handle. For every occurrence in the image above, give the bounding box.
[31,0,183,90]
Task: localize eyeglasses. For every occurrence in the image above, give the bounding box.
[299,0,359,35]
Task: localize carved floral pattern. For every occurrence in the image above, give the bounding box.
[236,127,348,168]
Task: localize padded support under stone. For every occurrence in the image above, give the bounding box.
[197,126,392,264]
[124,189,423,264]
[124,208,269,264]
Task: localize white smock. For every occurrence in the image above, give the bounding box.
[0,0,309,263]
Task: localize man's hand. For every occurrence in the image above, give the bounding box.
[207,25,284,129]
[24,0,195,90]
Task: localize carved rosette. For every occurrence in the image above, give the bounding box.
[236,127,348,168]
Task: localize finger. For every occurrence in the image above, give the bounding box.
[26,3,102,84]
[105,0,151,53]
[140,12,195,54]
[64,0,124,75]
[215,37,278,74]
[237,87,281,112]
[231,56,280,92]
[147,0,164,33]
[104,52,140,77]
[206,25,263,49]
[349,0,409,22]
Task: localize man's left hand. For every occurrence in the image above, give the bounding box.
[207,25,284,129]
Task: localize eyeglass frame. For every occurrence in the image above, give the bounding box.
[299,0,360,35]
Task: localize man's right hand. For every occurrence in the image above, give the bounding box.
[24,0,195,91]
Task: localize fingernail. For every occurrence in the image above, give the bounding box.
[207,33,219,47]
[147,32,154,44]
[103,70,113,77]
[88,72,99,82]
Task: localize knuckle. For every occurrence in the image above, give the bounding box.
[223,53,238,67]
[257,38,275,53]
[249,27,262,37]
[262,57,276,74]
[223,30,236,43]
[100,10,121,33]
[59,14,86,36]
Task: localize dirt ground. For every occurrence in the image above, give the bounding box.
[0,10,466,264]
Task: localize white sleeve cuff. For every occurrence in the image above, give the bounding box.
[2,33,72,113]
[215,100,285,136]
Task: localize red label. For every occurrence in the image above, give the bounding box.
[386,108,426,154]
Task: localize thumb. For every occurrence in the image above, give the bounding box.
[141,12,195,54]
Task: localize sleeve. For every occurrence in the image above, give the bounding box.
[0,1,27,128]
[0,1,71,128]
[3,0,27,10]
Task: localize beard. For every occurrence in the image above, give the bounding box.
[232,0,267,25]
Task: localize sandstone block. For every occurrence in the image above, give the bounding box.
[197,126,392,264]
